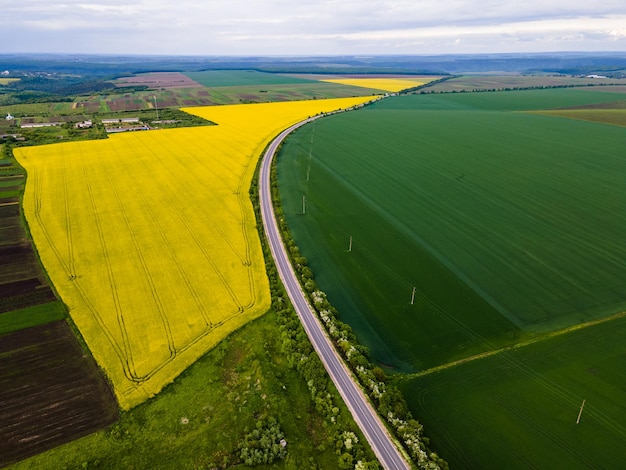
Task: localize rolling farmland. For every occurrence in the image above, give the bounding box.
[6,54,626,467]
[105,70,382,110]
[15,96,375,409]
[276,88,626,466]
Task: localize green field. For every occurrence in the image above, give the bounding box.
[276,88,626,465]
[400,314,626,469]
[277,89,626,370]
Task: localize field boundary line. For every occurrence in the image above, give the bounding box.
[405,309,626,380]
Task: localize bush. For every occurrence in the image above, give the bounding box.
[238,417,287,466]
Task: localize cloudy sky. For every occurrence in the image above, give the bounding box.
[2,0,626,55]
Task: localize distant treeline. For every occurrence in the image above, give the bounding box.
[5,76,114,95]
[248,66,447,76]
[0,76,117,105]
[3,52,626,79]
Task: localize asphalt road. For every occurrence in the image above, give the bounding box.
[258,112,410,470]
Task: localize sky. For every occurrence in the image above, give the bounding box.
[2,0,626,55]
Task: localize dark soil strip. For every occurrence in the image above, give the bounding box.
[0,242,32,258]
[0,321,119,467]
[0,204,19,219]
[0,287,56,314]
[0,224,24,246]
[0,278,44,298]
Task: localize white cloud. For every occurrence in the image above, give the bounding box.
[2,0,626,54]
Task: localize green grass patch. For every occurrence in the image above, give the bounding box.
[0,189,21,198]
[0,301,66,335]
[184,70,317,87]
[399,313,626,469]
[0,102,54,116]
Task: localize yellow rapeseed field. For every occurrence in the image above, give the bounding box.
[15,96,375,409]
[320,78,430,92]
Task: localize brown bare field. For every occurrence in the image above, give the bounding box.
[0,321,118,467]
[108,97,147,112]
[113,72,204,89]
[0,216,54,312]
[0,173,56,310]
[73,101,101,113]
[0,171,58,314]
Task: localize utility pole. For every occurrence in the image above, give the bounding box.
[302,195,306,215]
[153,95,159,120]
[348,236,353,252]
[576,399,586,424]
[410,287,416,305]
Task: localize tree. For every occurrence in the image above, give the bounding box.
[238,417,287,466]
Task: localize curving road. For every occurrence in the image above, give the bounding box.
[258,112,410,470]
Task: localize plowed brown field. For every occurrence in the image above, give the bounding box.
[0,321,118,467]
